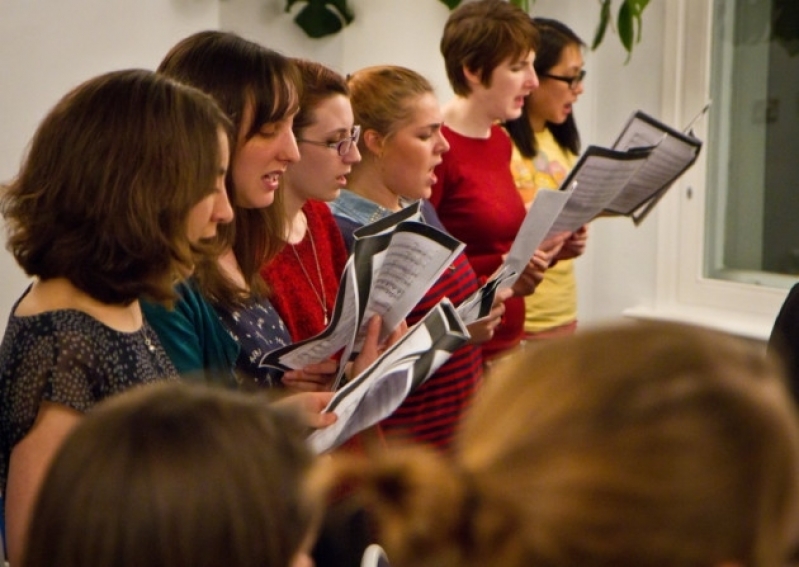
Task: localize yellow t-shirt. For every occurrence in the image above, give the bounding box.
[510,127,578,333]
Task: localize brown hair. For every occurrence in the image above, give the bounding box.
[440,0,538,97]
[158,31,300,308]
[291,58,349,136]
[347,65,435,156]
[25,381,316,567]
[310,321,799,567]
[0,69,230,305]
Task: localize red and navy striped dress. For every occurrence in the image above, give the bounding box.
[331,194,483,452]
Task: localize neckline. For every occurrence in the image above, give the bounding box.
[289,224,330,326]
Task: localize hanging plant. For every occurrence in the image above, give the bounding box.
[591,0,650,62]
[285,0,354,39]
[284,0,651,62]
[440,0,651,61]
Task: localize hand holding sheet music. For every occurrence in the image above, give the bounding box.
[461,108,705,316]
[307,298,470,454]
[258,202,464,388]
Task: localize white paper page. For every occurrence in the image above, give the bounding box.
[545,147,649,237]
[353,221,465,352]
[498,187,573,291]
[258,256,360,371]
[456,269,511,324]
[606,112,701,214]
[308,299,468,453]
[605,136,698,213]
[358,225,464,343]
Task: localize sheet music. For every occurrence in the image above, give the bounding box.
[353,222,464,347]
[258,203,464,390]
[258,255,360,371]
[545,146,650,237]
[307,298,469,454]
[605,110,702,215]
[457,266,514,324]
[497,185,575,291]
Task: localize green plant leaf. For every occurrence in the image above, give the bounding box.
[627,0,649,43]
[439,0,462,8]
[288,0,354,39]
[591,0,612,50]
[618,0,634,53]
[773,0,799,56]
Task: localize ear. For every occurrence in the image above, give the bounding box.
[362,128,384,157]
[462,64,482,87]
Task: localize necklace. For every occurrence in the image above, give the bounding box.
[290,223,330,326]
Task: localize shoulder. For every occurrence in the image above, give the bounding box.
[333,215,360,253]
[419,200,448,232]
[304,199,336,223]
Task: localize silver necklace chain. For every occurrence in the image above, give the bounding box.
[290,223,329,326]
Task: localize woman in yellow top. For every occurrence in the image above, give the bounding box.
[506,18,588,339]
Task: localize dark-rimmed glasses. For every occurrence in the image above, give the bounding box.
[540,69,586,90]
[297,125,361,157]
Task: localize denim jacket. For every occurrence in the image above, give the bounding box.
[329,190,444,252]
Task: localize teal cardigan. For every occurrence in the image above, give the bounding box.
[141,280,239,388]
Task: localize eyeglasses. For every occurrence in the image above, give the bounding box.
[297,125,361,157]
[540,69,586,90]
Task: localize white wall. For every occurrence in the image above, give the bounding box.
[0,0,220,328]
[0,0,667,333]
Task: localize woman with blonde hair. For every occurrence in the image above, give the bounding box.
[311,321,799,567]
[330,65,508,451]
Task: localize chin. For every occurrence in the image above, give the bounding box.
[506,108,524,121]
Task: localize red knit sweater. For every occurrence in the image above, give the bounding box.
[261,200,348,342]
[431,124,528,359]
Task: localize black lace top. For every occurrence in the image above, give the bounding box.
[0,301,177,493]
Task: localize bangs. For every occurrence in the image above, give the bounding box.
[245,59,301,138]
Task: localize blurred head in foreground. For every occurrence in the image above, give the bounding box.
[25,381,318,567]
[310,320,799,567]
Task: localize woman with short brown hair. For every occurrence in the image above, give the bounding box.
[0,68,232,564]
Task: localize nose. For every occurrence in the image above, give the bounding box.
[213,183,234,224]
[280,129,301,164]
[342,142,361,164]
[526,67,539,91]
[435,130,450,155]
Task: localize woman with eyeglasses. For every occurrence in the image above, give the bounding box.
[260,59,361,346]
[505,18,589,341]
[144,33,390,399]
